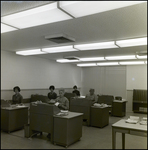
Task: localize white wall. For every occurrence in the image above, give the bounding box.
[81,66,126,98]
[81,65,147,112]
[126,65,147,90]
[1,50,81,99]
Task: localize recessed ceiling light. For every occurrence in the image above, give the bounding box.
[56,59,80,63]
[42,45,78,53]
[136,55,147,59]
[97,62,119,66]
[60,1,145,18]
[16,49,47,56]
[119,61,145,65]
[74,41,118,50]
[77,63,97,67]
[1,23,18,33]
[105,55,136,60]
[79,57,105,61]
[116,37,147,47]
[1,2,72,29]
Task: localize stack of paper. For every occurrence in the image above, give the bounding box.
[125,116,139,124]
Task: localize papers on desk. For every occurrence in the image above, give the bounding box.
[125,116,139,124]
[93,103,108,107]
[54,102,59,106]
[16,105,26,108]
[139,117,147,125]
[56,110,69,116]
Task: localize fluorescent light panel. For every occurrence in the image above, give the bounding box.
[79,57,105,61]
[60,1,145,18]
[1,2,72,29]
[16,49,47,56]
[42,45,77,53]
[119,61,145,65]
[136,55,147,59]
[74,41,118,50]
[56,59,80,63]
[145,61,147,64]
[97,62,119,66]
[105,55,136,60]
[77,63,97,67]
[116,37,147,47]
[1,23,18,33]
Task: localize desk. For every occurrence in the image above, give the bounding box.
[90,106,109,128]
[53,112,83,147]
[112,100,127,117]
[112,119,147,149]
[30,103,60,142]
[1,106,28,133]
[70,97,93,126]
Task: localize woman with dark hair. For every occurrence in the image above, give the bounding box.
[72,85,80,97]
[47,85,57,100]
[12,86,23,104]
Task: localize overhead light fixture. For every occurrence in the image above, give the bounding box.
[97,62,119,66]
[1,23,18,33]
[74,41,118,50]
[119,61,145,65]
[59,1,145,18]
[116,37,147,47]
[77,63,97,67]
[1,2,72,29]
[136,55,147,59]
[56,59,80,63]
[105,55,136,60]
[16,49,47,56]
[79,57,105,61]
[145,61,147,64]
[42,45,77,53]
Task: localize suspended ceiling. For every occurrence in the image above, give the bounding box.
[1,1,147,64]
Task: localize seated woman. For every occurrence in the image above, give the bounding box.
[47,88,69,139]
[12,86,23,104]
[55,89,69,110]
[47,85,57,102]
[86,88,98,104]
[72,85,80,97]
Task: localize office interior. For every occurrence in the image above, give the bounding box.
[1,1,147,149]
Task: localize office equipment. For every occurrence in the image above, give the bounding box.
[1,106,28,133]
[29,102,60,142]
[53,112,83,147]
[111,99,127,117]
[115,96,122,100]
[112,119,147,149]
[90,106,109,128]
[133,89,147,113]
[70,97,93,126]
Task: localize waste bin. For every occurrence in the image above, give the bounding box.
[24,124,30,138]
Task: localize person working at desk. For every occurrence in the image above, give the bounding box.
[55,89,69,110]
[47,88,69,139]
[12,86,23,104]
[86,88,98,104]
[47,85,57,100]
[72,85,80,97]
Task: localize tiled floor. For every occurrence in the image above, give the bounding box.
[1,112,147,149]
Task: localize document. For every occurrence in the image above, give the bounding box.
[54,102,59,106]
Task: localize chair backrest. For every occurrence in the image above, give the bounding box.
[30,94,49,103]
[98,95,114,105]
[64,92,75,101]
